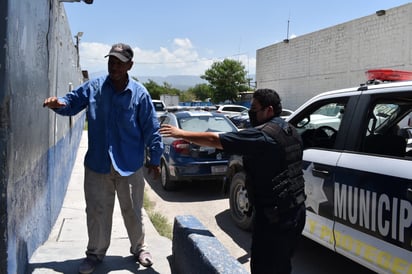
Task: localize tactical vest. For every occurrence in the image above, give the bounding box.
[257,120,306,209]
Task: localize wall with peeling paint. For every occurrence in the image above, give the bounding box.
[0,1,85,273]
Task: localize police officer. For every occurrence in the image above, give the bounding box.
[160,88,306,274]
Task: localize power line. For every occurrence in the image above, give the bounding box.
[83,52,250,65]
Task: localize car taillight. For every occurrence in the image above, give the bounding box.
[172,140,190,155]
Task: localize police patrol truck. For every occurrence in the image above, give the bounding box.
[227,69,412,274]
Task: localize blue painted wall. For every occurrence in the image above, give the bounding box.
[0,1,85,273]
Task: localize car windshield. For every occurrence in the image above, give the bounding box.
[178,116,237,132]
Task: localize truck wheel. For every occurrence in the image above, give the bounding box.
[160,161,176,191]
[229,171,254,231]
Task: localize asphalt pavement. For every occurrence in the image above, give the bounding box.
[28,131,173,274]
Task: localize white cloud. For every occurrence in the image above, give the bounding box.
[172,38,193,49]
[79,42,111,73]
[79,39,256,77]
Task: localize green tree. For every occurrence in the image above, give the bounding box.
[143,79,162,99]
[160,82,181,96]
[187,83,213,101]
[143,79,181,99]
[179,91,195,102]
[201,59,249,103]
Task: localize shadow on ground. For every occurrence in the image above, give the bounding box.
[143,169,227,203]
[215,209,251,264]
[27,255,164,274]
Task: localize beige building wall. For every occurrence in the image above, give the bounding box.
[256,3,412,110]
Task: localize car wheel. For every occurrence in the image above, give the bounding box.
[229,171,254,231]
[160,161,176,191]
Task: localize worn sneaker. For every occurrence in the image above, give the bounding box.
[78,255,100,274]
[136,249,153,267]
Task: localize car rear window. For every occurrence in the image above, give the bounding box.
[223,106,246,112]
[179,116,236,133]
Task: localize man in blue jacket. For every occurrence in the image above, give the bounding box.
[44,43,164,273]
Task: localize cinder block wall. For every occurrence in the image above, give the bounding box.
[0,1,84,273]
[256,3,412,110]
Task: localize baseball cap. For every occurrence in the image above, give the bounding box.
[105,43,133,62]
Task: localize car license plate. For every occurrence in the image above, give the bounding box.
[211,165,227,174]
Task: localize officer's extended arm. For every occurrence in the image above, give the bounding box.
[159,124,223,149]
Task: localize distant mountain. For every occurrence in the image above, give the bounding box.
[137,75,207,90]
[137,74,256,90]
[88,72,256,91]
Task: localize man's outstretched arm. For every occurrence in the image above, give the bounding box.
[159,124,223,149]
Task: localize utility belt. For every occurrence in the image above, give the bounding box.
[263,170,306,224]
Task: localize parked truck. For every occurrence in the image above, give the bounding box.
[160,94,180,107]
[226,69,412,274]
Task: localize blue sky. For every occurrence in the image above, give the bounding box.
[64,0,411,78]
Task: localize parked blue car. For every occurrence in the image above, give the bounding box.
[159,110,238,190]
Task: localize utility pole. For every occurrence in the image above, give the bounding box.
[283,13,291,43]
[74,32,83,67]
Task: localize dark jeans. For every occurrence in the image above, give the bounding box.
[250,204,306,274]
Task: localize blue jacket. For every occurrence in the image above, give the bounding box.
[54,75,164,176]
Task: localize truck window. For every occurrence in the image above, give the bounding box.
[293,101,346,149]
[362,100,412,158]
[154,101,165,111]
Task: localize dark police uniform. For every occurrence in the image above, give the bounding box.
[220,116,306,274]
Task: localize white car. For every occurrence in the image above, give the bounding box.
[215,104,248,118]
[152,99,166,118]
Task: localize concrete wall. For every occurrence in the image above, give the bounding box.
[256,3,412,110]
[0,0,85,273]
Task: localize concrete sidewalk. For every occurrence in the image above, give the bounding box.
[28,131,173,274]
